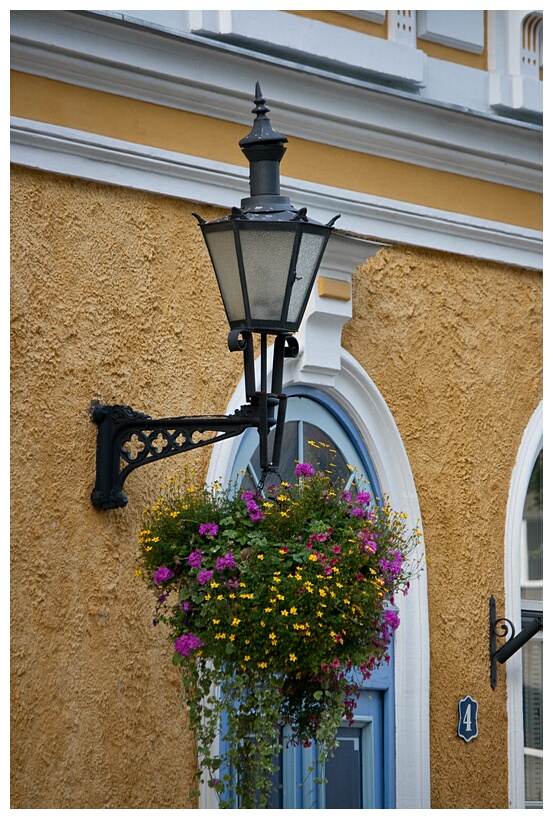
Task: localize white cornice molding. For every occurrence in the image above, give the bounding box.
[10,118,542,270]
[10,10,542,193]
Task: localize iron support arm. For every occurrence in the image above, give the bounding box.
[90,402,260,510]
[489,595,543,689]
[91,333,299,510]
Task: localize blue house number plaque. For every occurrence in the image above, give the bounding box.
[458,695,478,742]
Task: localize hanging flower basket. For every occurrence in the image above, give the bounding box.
[138,464,422,809]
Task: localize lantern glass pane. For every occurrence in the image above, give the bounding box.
[204,229,245,325]
[287,231,327,325]
[239,227,296,325]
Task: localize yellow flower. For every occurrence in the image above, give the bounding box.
[231,618,241,626]
[257,554,264,560]
[213,619,220,624]
[289,653,297,662]
[258,662,268,668]
[134,569,142,577]
[244,655,250,662]
[289,606,297,615]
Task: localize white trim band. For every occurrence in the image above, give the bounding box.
[11,117,542,270]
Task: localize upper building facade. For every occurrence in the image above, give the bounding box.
[11,9,542,810]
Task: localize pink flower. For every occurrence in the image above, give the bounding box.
[199,522,219,537]
[153,566,174,585]
[188,549,203,567]
[174,632,204,657]
[295,463,315,477]
[216,553,236,571]
[383,609,400,630]
[356,491,371,505]
[197,569,214,586]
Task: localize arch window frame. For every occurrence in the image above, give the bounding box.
[205,346,430,809]
[504,402,543,809]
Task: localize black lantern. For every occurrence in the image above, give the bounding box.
[91,84,339,510]
[196,85,336,336]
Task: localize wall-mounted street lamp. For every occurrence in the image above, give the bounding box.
[91,84,339,510]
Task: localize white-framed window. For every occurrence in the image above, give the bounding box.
[205,344,430,808]
[221,391,393,808]
[520,449,542,808]
[505,403,542,809]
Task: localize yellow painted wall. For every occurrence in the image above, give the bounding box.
[11,71,542,232]
[10,165,542,808]
[343,246,542,808]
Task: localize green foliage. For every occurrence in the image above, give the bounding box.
[138,466,422,808]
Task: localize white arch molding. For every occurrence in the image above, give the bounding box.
[504,401,543,809]
[205,345,431,810]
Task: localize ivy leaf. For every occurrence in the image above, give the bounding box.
[313,690,323,701]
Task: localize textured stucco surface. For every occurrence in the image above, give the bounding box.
[11,167,542,809]
[343,246,542,809]
[10,166,243,808]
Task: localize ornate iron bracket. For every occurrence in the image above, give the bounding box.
[90,402,260,510]
[489,595,543,689]
[91,333,300,510]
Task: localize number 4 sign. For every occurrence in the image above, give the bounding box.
[458,695,478,742]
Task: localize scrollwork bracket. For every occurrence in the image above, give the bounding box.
[489,595,543,689]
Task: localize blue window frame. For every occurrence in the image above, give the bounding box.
[222,389,396,808]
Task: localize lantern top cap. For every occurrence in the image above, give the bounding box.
[239,82,288,151]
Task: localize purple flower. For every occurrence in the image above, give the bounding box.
[379,551,403,577]
[199,522,219,537]
[188,549,203,568]
[197,569,214,586]
[241,490,255,501]
[246,499,264,522]
[153,566,174,585]
[215,553,236,571]
[180,601,191,611]
[341,490,352,503]
[356,491,371,505]
[295,462,316,477]
[174,632,204,657]
[383,609,401,631]
[351,507,366,518]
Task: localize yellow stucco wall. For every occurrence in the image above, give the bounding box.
[10,165,542,808]
[10,166,243,808]
[344,246,542,808]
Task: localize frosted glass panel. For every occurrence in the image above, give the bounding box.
[287,232,326,324]
[240,228,296,323]
[204,230,245,324]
